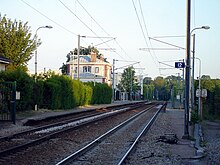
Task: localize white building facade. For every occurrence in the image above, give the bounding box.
[67,52,112,86]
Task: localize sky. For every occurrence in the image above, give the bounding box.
[1,0,220,79]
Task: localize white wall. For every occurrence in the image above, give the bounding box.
[0,63,6,71]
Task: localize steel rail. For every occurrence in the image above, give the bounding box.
[0,112,98,140]
[0,102,147,158]
[55,104,157,165]
[0,102,146,141]
[117,103,166,165]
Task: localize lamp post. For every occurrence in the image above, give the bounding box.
[35,25,53,82]
[112,59,116,102]
[194,57,202,119]
[34,25,52,111]
[76,35,86,80]
[183,0,191,139]
[191,26,210,111]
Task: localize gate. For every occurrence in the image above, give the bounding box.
[0,82,16,124]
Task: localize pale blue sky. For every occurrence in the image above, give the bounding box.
[1,0,219,79]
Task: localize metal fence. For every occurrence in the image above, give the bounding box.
[0,82,16,124]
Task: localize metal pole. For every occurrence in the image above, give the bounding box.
[12,81,16,124]
[77,35,80,80]
[191,34,196,111]
[130,68,133,101]
[35,48,37,82]
[112,59,115,102]
[34,26,53,82]
[140,75,143,100]
[182,59,185,109]
[183,0,191,139]
[197,58,201,119]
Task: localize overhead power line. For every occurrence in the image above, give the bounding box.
[58,0,99,37]
[76,0,111,37]
[59,0,127,60]
[149,37,185,50]
[20,0,77,36]
[131,0,149,48]
[76,0,134,61]
[131,0,159,71]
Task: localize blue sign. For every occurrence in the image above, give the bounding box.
[175,62,185,68]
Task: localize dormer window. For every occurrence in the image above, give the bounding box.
[83,66,91,73]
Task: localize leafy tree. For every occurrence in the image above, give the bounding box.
[73,45,100,55]
[201,75,211,80]
[0,14,36,71]
[201,76,215,92]
[59,52,71,75]
[59,62,68,75]
[153,76,168,100]
[143,84,155,100]
[143,77,153,85]
[117,66,137,100]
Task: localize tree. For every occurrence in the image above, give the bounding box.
[117,66,137,100]
[153,76,167,100]
[143,77,153,85]
[73,45,107,62]
[0,14,37,71]
[59,52,70,75]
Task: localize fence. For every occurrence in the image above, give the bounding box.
[0,82,16,124]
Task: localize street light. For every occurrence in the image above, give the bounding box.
[191,26,210,112]
[191,26,210,34]
[195,57,202,119]
[35,25,53,82]
[76,35,86,80]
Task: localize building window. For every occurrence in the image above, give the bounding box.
[83,66,87,73]
[95,67,99,73]
[88,66,91,73]
[83,66,92,73]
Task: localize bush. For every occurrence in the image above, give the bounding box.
[85,82,112,104]
[0,69,34,111]
[44,79,61,110]
[0,70,112,111]
[84,84,93,105]
[191,111,199,124]
[32,80,44,108]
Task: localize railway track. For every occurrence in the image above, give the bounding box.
[55,102,166,165]
[0,101,148,163]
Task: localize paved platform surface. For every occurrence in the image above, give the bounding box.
[165,109,202,164]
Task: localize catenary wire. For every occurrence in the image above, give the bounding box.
[131,0,159,73]
[59,0,126,60]
[75,0,135,62]
[20,0,78,36]
[138,0,159,63]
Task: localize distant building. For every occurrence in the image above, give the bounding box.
[67,52,112,86]
[0,54,11,71]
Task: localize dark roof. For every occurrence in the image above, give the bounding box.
[81,56,91,62]
[0,54,12,63]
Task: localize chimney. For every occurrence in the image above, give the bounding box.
[91,52,96,62]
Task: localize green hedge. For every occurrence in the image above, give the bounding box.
[0,70,112,111]
[0,69,34,111]
[85,82,112,104]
